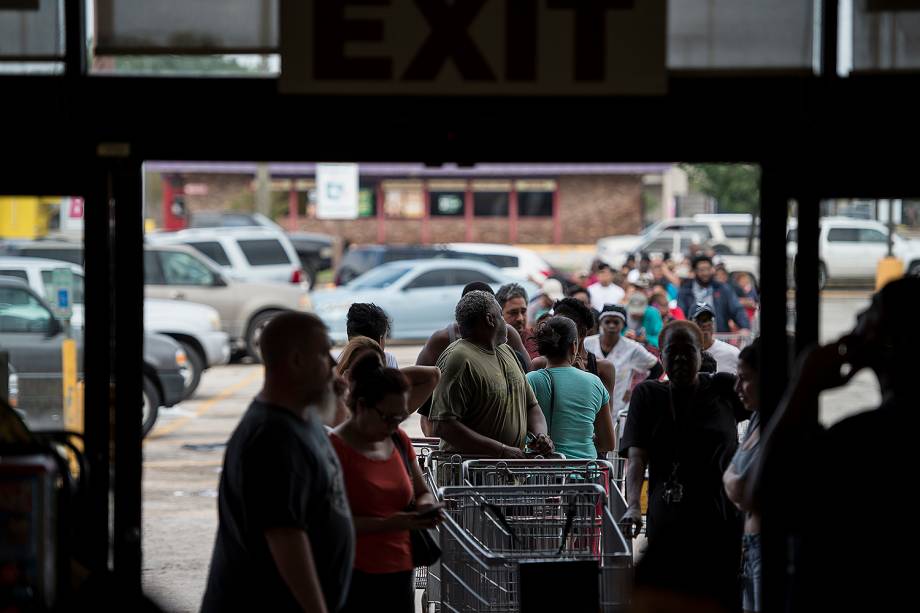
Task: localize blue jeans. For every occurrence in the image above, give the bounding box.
[741,533,762,612]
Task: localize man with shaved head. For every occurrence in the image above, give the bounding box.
[203,312,354,613]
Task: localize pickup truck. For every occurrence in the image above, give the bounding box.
[787,217,920,288]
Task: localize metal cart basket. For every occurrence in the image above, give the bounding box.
[437,484,632,612]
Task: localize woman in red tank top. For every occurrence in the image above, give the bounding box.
[330,353,442,613]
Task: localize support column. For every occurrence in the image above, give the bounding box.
[376,183,386,243]
[287,187,298,232]
[422,181,431,245]
[83,158,113,576]
[552,185,562,245]
[464,181,474,242]
[795,194,821,356]
[509,185,519,244]
[110,155,145,600]
[758,162,791,613]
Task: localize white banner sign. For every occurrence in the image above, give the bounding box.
[316,163,359,220]
[281,0,666,96]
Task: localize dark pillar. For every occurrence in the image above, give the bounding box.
[82,160,113,575]
[758,162,791,613]
[795,195,821,356]
[110,156,145,599]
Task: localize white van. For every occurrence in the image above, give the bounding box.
[146,227,305,285]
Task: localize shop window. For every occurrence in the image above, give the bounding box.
[474,192,509,217]
[518,192,554,217]
[430,191,465,217]
[383,181,425,219]
[358,188,376,218]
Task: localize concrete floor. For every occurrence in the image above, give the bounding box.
[141,291,880,612]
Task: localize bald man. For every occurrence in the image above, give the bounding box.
[415,282,532,436]
[202,313,354,613]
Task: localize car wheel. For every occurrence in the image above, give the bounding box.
[177,341,204,400]
[908,260,920,277]
[818,262,828,290]
[142,375,161,438]
[246,310,283,362]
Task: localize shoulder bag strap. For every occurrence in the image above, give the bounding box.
[391,433,416,507]
[542,369,556,436]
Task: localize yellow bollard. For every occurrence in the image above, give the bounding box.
[61,339,83,476]
[875,256,904,291]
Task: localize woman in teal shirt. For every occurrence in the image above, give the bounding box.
[526,316,616,459]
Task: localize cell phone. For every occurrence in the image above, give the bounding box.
[416,504,444,519]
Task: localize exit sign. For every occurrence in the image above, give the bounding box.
[281,0,666,96]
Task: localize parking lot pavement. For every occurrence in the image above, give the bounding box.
[141,290,878,611]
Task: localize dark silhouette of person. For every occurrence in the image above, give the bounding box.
[755,277,920,613]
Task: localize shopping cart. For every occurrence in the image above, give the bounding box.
[460,458,627,524]
[437,484,632,612]
[410,437,442,470]
[418,451,489,604]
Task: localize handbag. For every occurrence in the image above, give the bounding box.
[391,433,442,568]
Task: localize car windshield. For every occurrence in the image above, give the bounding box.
[348,265,413,289]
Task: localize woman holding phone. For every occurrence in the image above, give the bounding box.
[331,352,442,613]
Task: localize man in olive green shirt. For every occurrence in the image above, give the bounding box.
[429,291,553,457]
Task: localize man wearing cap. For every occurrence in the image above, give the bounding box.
[678,256,750,333]
[690,302,740,374]
[587,263,625,313]
[625,292,663,349]
[585,305,662,417]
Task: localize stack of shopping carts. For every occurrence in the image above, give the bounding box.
[411,439,633,613]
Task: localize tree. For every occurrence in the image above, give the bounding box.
[682,164,760,214]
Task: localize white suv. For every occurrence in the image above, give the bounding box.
[787,217,920,288]
[597,213,757,264]
[146,227,305,285]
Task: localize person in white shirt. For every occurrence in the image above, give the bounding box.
[690,302,740,374]
[588,263,626,312]
[584,305,661,416]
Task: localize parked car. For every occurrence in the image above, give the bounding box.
[313,259,538,342]
[187,211,278,229]
[787,217,920,288]
[144,244,312,359]
[597,213,758,265]
[335,244,492,286]
[287,232,336,288]
[599,230,704,269]
[146,227,306,285]
[0,277,184,437]
[445,243,555,284]
[0,257,231,399]
[0,238,84,266]
[185,212,335,288]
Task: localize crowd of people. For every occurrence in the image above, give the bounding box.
[198,248,913,613]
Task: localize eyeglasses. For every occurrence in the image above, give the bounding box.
[372,405,410,425]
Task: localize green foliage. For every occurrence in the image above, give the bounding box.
[682,164,761,214]
[113,55,262,75]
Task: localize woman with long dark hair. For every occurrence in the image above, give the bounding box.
[526,316,616,459]
[330,353,442,613]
